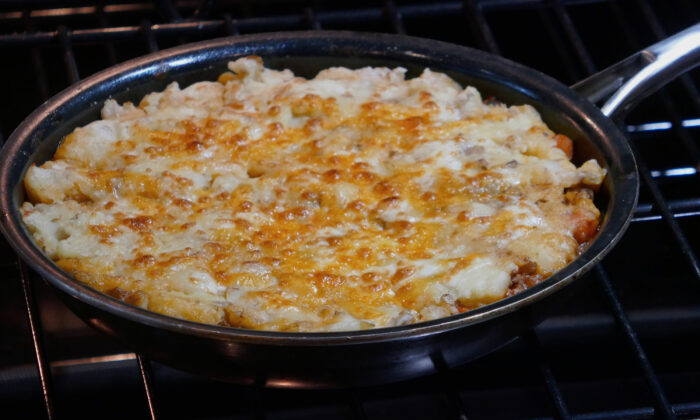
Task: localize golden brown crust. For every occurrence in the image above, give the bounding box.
[20,57,605,331]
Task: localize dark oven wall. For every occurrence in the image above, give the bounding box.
[0,1,699,419]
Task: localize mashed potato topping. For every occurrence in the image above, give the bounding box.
[21,57,605,331]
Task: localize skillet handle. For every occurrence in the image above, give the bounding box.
[570,23,700,120]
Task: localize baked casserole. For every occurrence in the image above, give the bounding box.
[20,57,605,331]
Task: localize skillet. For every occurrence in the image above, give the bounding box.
[0,27,698,387]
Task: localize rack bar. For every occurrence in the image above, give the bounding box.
[0,1,593,48]
[630,141,700,277]
[595,265,676,419]
[550,0,596,74]
[630,0,700,171]
[636,0,700,113]
[633,197,700,222]
[136,355,158,420]
[525,331,571,420]
[22,12,50,102]
[384,0,407,35]
[431,352,470,420]
[303,7,321,30]
[607,0,700,185]
[141,19,159,52]
[536,6,582,81]
[18,259,55,420]
[559,0,700,277]
[605,1,700,253]
[573,401,700,420]
[58,26,79,85]
[96,2,118,66]
[350,389,368,420]
[464,0,501,54]
[223,13,239,36]
[154,0,181,22]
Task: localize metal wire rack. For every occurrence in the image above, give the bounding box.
[0,1,698,419]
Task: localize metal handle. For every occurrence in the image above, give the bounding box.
[571,23,700,120]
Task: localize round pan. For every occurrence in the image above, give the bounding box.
[0,29,695,387]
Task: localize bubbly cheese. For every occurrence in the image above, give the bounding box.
[21,57,606,332]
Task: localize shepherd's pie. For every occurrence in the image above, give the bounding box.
[21,57,605,331]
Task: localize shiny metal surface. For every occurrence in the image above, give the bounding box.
[572,23,700,119]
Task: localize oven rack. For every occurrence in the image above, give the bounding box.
[0,1,698,419]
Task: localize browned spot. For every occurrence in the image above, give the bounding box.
[268,122,283,134]
[388,220,413,231]
[301,191,320,202]
[347,200,367,212]
[421,191,436,202]
[262,257,281,266]
[277,206,311,221]
[291,93,326,117]
[203,242,224,253]
[234,218,253,230]
[305,118,322,131]
[173,198,193,208]
[238,200,253,211]
[377,196,401,210]
[247,166,265,178]
[106,287,147,307]
[326,236,342,246]
[313,271,344,288]
[133,254,156,266]
[356,248,372,260]
[186,141,203,152]
[267,105,281,116]
[125,216,153,232]
[351,171,377,183]
[361,272,379,283]
[400,116,426,131]
[323,169,342,182]
[224,308,257,329]
[422,101,438,110]
[352,162,369,171]
[374,181,398,196]
[162,171,194,187]
[391,267,415,284]
[361,102,381,112]
[217,72,237,84]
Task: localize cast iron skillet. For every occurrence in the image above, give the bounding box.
[0,28,698,387]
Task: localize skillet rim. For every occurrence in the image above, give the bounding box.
[0,30,638,346]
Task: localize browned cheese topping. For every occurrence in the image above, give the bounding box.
[21,57,606,331]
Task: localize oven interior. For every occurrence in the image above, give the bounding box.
[0,1,699,419]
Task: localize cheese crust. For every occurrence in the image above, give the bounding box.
[21,57,605,331]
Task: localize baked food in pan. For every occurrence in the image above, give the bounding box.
[21,57,605,331]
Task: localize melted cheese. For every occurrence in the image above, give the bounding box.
[21,57,606,331]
